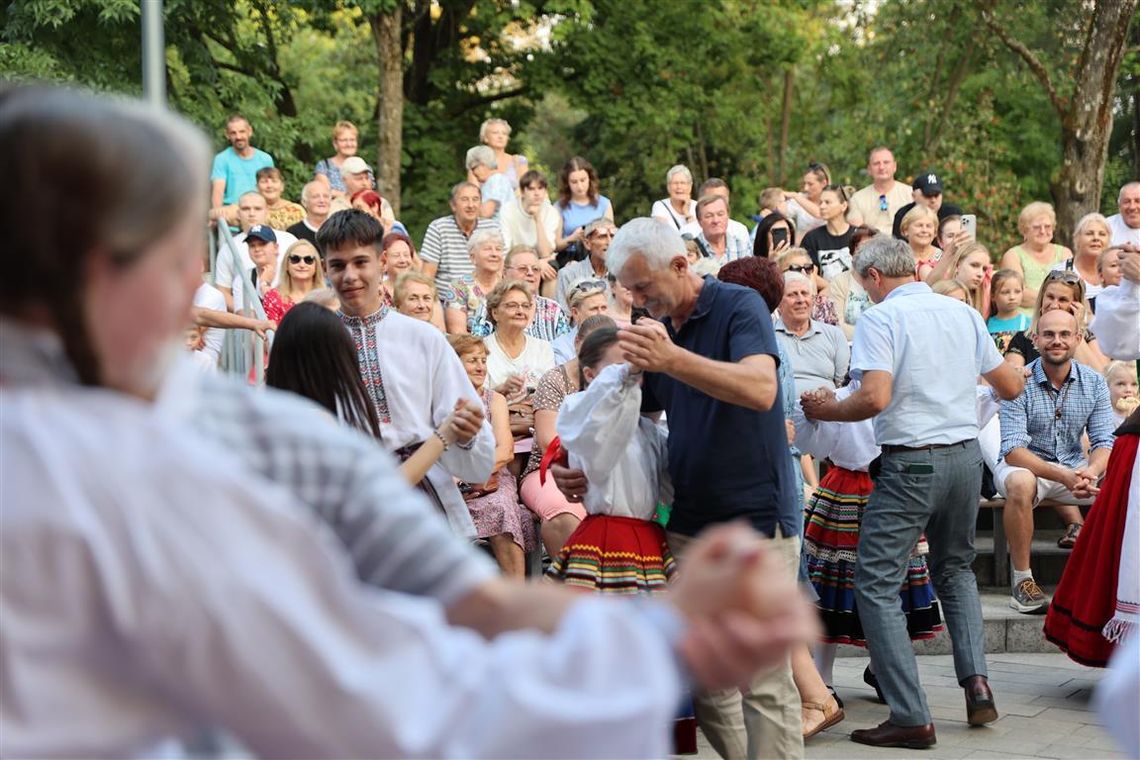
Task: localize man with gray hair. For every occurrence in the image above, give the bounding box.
[287,181,332,245]
[421,181,499,291]
[803,236,1025,749]
[1106,181,1140,247]
[466,145,514,221]
[553,217,804,759]
[555,217,615,309]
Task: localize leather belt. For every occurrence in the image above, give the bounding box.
[881,440,970,454]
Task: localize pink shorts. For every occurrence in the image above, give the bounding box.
[519,470,588,522]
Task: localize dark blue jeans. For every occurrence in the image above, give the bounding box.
[855,440,988,726]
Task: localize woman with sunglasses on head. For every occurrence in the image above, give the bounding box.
[552,279,611,364]
[262,240,325,326]
[1004,270,1109,372]
[777,247,837,325]
[999,202,1074,316]
[801,184,855,282]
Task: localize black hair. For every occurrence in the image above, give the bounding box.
[576,326,620,388]
[315,208,384,258]
[751,211,798,259]
[266,302,381,438]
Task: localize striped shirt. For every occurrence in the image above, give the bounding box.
[419,215,499,291]
[164,366,497,606]
[999,358,1116,468]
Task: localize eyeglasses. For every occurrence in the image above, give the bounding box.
[509,265,542,274]
[570,278,608,296]
[786,263,815,274]
[500,300,533,311]
[289,255,316,264]
[878,194,889,212]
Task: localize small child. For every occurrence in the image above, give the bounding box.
[184,323,215,373]
[1104,360,1139,426]
[543,327,675,595]
[987,269,1031,353]
[932,278,969,302]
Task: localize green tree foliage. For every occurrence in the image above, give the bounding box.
[3,0,1133,248]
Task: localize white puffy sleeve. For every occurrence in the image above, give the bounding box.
[1091,280,1140,360]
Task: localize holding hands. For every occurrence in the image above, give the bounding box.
[618,321,677,374]
[800,386,839,421]
[439,398,485,447]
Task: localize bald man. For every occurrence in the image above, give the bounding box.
[996,309,1117,613]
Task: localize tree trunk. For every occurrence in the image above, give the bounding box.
[778,68,794,186]
[983,0,1137,241]
[1051,0,1137,240]
[369,7,404,214]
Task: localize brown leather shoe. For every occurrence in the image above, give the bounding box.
[850,720,936,749]
[964,675,999,725]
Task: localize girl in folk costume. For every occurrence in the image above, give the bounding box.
[540,326,696,753]
[793,381,951,698]
[543,327,676,594]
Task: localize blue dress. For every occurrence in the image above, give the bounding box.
[557,196,611,238]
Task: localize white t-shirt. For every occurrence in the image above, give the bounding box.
[483,333,555,395]
[213,228,296,310]
[651,198,696,230]
[192,282,227,365]
[500,199,561,252]
[1107,213,1140,247]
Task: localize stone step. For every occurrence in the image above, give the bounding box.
[972,533,1074,587]
[836,592,1063,657]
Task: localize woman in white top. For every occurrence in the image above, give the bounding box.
[483,279,555,421]
[651,165,697,230]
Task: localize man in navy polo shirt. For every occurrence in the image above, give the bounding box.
[554,217,803,759]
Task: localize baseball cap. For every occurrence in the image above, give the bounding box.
[246,225,277,244]
[913,172,944,197]
[342,156,372,175]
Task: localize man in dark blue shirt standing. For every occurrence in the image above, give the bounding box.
[554,217,803,759]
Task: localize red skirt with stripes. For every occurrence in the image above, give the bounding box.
[546,514,677,596]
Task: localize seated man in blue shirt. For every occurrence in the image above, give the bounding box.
[552,217,803,760]
[997,309,1116,613]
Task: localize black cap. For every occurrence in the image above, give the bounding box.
[246,225,277,244]
[912,172,943,197]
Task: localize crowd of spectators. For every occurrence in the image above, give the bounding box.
[11,88,1135,757]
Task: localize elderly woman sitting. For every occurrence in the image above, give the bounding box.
[447,334,537,578]
[900,204,941,280]
[476,117,528,190]
[441,229,505,334]
[999,201,1073,315]
[1057,212,1112,304]
[466,145,515,221]
[773,271,850,398]
[393,272,445,331]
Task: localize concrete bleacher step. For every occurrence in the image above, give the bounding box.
[972,533,1074,587]
[835,591,1063,657]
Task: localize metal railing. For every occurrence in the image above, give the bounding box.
[209,224,273,384]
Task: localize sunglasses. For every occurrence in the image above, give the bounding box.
[289,254,316,265]
[1044,269,1081,285]
[570,278,608,296]
[878,194,889,212]
[786,263,815,274]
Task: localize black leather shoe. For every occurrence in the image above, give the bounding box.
[863,665,885,702]
[851,720,936,749]
[964,675,999,725]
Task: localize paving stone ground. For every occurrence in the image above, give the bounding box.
[691,653,1123,760]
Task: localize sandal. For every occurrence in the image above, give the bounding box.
[802,695,845,738]
[1058,522,1082,550]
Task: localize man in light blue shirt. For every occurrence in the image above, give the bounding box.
[210,114,274,210]
[803,236,1024,749]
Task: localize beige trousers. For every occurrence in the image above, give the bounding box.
[667,526,805,760]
